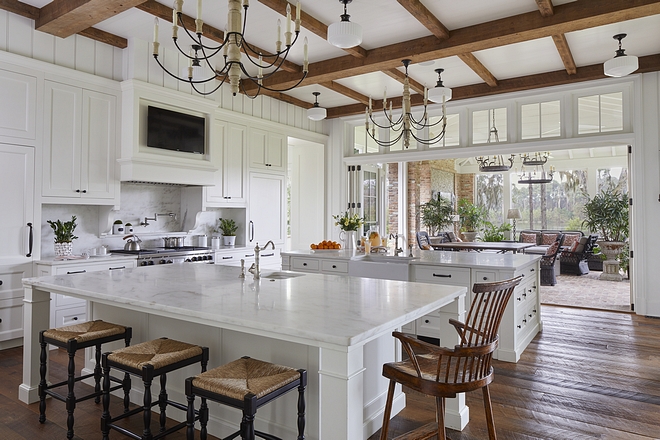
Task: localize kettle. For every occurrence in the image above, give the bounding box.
[123,234,142,251]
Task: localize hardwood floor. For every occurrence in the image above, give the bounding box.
[2,305,659,439]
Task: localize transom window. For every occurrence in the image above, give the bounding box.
[521,100,561,140]
[578,92,623,134]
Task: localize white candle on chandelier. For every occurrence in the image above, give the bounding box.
[295,1,301,32]
[368,96,372,112]
[172,6,177,27]
[153,17,159,44]
[423,87,428,106]
[365,108,369,125]
[197,0,202,20]
[303,36,308,64]
[277,19,281,43]
[243,0,249,6]
[383,87,387,105]
[286,3,291,34]
[258,54,263,84]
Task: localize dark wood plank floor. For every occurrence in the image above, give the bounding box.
[2,305,659,439]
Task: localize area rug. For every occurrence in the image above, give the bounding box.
[539,272,631,312]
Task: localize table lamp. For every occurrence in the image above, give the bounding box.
[507,209,522,240]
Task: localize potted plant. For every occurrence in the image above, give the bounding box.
[47,216,79,257]
[332,211,364,250]
[581,188,629,281]
[457,199,485,242]
[481,221,512,242]
[419,194,454,237]
[218,218,238,246]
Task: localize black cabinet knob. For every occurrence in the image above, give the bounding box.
[424,320,430,324]
[0,280,3,286]
[72,317,78,321]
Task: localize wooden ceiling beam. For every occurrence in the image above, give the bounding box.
[244,0,660,93]
[257,0,367,58]
[78,27,128,48]
[457,53,498,87]
[382,68,426,96]
[552,34,577,75]
[136,0,301,73]
[36,0,147,38]
[395,0,450,40]
[326,53,660,118]
[319,81,370,106]
[0,0,39,20]
[245,89,312,109]
[535,0,555,17]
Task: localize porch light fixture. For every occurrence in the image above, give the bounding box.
[365,60,452,149]
[307,92,327,121]
[476,155,515,172]
[604,33,638,77]
[518,152,554,184]
[152,0,308,98]
[327,0,362,49]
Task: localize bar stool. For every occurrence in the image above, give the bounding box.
[185,356,306,440]
[38,320,132,440]
[101,337,209,440]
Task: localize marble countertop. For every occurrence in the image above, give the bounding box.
[23,264,465,348]
[281,249,540,270]
[35,254,138,266]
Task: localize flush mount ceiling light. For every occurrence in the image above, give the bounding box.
[426,68,452,104]
[604,33,639,77]
[327,0,363,49]
[307,92,327,121]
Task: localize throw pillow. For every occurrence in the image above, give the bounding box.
[574,236,588,253]
[569,240,579,252]
[545,241,560,256]
[446,231,457,242]
[421,244,431,250]
[563,233,580,249]
[541,233,559,245]
[521,232,537,243]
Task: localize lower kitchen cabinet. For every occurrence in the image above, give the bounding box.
[0,262,32,349]
[214,247,281,271]
[35,257,136,335]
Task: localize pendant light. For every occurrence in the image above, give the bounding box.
[604,33,638,77]
[307,92,327,121]
[327,0,363,49]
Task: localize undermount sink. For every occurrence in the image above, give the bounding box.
[351,254,418,263]
[263,271,306,280]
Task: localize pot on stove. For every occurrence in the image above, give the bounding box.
[162,236,186,248]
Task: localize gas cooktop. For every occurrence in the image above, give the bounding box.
[110,246,211,255]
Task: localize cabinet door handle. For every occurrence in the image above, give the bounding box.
[424,319,430,324]
[0,318,2,323]
[245,254,254,257]
[26,222,33,257]
[432,273,451,278]
[72,317,78,321]
[0,280,3,286]
[249,220,254,242]
[262,253,274,257]
[332,265,337,269]
[530,268,535,272]
[67,270,87,274]
[222,256,233,260]
[303,263,308,266]
[482,276,488,280]
[109,266,125,270]
[76,189,80,193]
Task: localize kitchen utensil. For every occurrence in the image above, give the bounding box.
[162,236,185,248]
[123,234,142,251]
[196,235,207,247]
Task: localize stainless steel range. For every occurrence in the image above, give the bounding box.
[110,246,214,267]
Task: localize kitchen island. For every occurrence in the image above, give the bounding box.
[20,264,467,439]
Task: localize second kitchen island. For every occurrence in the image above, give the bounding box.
[20,263,467,439]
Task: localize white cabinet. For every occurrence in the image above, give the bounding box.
[248,172,286,245]
[0,65,39,146]
[35,258,137,333]
[205,120,247,206]
[0,263,32,349]
[214,247,280,271]
[248,128,286,171]
[42,80,119,204]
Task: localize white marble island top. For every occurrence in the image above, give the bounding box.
[22,264,465,348]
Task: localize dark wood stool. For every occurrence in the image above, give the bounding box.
[101,337,209,440]
[185,356,306,440]
[39,320,132,440]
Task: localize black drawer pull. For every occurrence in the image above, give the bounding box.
[432,273,451,278]
[222,256,233,260]
[245,254,254,257]
[424,320,430,324]
[262,253,274,257]
[67,270,86,274]
[530,268,535,272]
[533,309,537,313]
[303,263,307,266]
[517,325,521,328]
[109,266,125,270]
[332,265,337,269]
[72,317,78,321]
[0,280,3,286]
[0,318,2,323]
[523,319,527,323]
[529,313,533,318]
[517,297,521,301]
[482,276,488,280]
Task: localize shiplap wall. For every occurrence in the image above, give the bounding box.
[0,10,325,136]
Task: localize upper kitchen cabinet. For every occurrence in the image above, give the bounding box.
[204,120,247,207]
[42,80,119,205]
[0,63,41,146]
[248,128,286,172]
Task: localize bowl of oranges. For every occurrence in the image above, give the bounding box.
[310,240,341,251]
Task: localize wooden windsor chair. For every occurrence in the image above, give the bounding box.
[379,276,523,440]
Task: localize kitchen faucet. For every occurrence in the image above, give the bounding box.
[389,233,406,256]
[248,240,275,280]
[140,212,177,226]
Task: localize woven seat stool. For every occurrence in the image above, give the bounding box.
[185,356,306,440]
[38,320,132,440]
[101,337,209,440]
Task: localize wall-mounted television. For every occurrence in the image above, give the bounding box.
[146,106,206,154]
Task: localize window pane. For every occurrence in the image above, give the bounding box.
[363,170,378,236]
[354,124,380,154]
[601,92,623,132]
[475,174,503,224]
[578,95,600,134]
[472,110,489,144]
[521,103,540,140]
[428,113,459,147]
[541,100,561,138]
[493,108,507,142]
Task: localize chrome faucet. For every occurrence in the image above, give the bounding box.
[140,213,177,226]
[390,233,406,256]
[248,240,275,280]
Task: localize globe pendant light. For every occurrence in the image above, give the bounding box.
[307,92,327,121]
[328,0,363,49]
[604,33,638,77]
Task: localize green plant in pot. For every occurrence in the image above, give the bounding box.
[218,218,238,247]
[419,194,454,237]
[47,216,78,257]
[481,221,512,242]
[582,188,629,281]
[457,199,485,242]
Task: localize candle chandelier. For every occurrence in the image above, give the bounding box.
[518,152,554,184]
[152,0,309,97]
[365,59,452,149]
[476,155,515,172]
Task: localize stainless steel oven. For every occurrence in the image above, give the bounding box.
[110,247,214,267]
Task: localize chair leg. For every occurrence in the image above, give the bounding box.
[65,350,76,439]
[159,373,168,432]
[435,396,446,440]
[143,378,153,440]
[94,343,102,403]
[199,397,209,440]
[483,385,497,440]
[296,375,306,440]
[186,391,196,440]
[38,339,47,424]
[379,381,396,440]
[101,361,111,440]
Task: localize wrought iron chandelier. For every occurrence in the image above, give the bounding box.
[365,59,452,149]
[476,155,515,172]
[152,0,308,97]
[518,152,554,184]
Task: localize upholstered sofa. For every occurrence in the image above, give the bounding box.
[518,230,583,255]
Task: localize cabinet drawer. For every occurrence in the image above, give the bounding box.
[0,301,23,341]
[0,268,29,301]
[412,266,471,286]
[474,270,497,283]
[54,306,87,328]
[291,258,319,272]
[321,260,348,274]
[54,293,86,308]
[516,264,538,282]
[416,314,441,339]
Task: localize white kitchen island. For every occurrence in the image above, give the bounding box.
[20,264,466,439]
